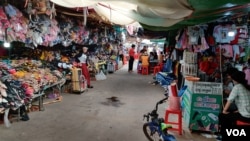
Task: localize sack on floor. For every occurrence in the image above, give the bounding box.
[95,71,107,81]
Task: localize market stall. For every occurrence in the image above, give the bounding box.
[170,16,250,133]
[0,59,66,127]
[182,79,222,132]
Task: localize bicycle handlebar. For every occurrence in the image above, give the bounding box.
[143,96,169,122]
[157,96,169,105]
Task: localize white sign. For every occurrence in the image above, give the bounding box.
[186,81,222,95]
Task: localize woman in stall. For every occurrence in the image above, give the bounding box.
[141,50,149,68]
[137,47,147,73]
[199,54,219,81]
[199,54,218,76]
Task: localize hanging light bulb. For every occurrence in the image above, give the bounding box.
[228,31,235,37]
[3,42,10,48]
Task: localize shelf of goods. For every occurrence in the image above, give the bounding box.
[29,78,66,111]
[0,60,66,127]
[182,79,223,133]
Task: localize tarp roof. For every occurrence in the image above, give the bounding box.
[50,0,250,31]
[50,0,192,26]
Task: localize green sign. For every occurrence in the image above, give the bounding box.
[183,88,222,132]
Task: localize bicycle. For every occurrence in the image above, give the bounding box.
[143,95,177,141]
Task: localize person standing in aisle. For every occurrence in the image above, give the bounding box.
[128,44,136,72]
[77,47,93,88]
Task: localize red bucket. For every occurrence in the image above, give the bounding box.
[169,83,178,97]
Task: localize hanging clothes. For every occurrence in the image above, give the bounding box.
[233,45,240,61]
[187,26,205,45]
[220,44,233,58]
[213,24,236,44]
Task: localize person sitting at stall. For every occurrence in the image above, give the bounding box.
[223,67,239,112]
[149,51,155,62]
[141,51,149,67]
[136,50,150,74]
[150,57,174,88]
[152,49,158,60]
[218,71,250,140]
[158,51,164,64]
[137,49,145,66]
[199,54,218,81]
[140,45,148,54]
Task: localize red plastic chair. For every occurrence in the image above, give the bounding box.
[164,109,182,135]
[141,66,149,75]
[153,65,161,76]
[159,63,164,70]
[236,120,250,125]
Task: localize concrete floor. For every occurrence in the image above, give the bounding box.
[0,61,217,141]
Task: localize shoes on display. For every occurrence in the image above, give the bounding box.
[87,85,93,88]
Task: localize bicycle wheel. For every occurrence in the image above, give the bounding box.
[143,123,163,141]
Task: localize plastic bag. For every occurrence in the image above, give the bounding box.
[4,108,11,128]
[95,71,107,81]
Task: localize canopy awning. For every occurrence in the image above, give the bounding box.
[50,0,193,27]
[50,0,250,31]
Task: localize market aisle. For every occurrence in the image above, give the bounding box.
[0,61,216,141]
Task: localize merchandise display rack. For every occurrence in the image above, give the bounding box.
[28,78,66,111]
